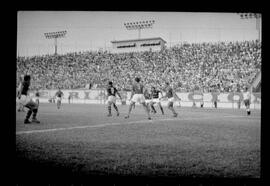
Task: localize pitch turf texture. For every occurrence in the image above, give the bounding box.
[16,103,260,180]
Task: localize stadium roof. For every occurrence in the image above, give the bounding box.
[111,37,167,44]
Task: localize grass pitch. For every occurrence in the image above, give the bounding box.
[16,102,260,180]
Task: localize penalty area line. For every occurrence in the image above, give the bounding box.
[16,117,194,135]
[16,118,155,135]
[15,115,255,135]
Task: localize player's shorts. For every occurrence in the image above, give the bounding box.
[131,94,145,104]
[19,95,32,105]
[32,97,39,103]
[145,99,152,104]
[56,96,62,102]
[107,95,116,103]
[244,99,250,106]
[19,95,37,108]
[152,98,161,103]
[168,97,175,102]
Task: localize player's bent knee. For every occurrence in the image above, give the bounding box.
[168,102,173,108]
[34,104,38,110]
[24,105,31,110]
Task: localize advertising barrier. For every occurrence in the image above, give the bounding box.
[28,89,261,109]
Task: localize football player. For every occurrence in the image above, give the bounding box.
[243,87,251,115]
[55,88,64,109]
[163,82,178,117]
[125,77,151,120]
[34,89,40,107]
[107,81,122,117]
[17,75,40,124]
[68,94,71,104]
[150,86,164,115]
[143,86,152,113]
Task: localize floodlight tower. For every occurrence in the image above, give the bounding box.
[124,20,155,39]
[237,13,261,41]
[44,30,67,55]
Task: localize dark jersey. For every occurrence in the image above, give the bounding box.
[151,89,161,99]
[35,91,40,97]
[132,83,144,94]
[144,90,151,100]
[107,86,118,96]
[21,81,30,95]
[166,86,173,98]
[55,90,64,98]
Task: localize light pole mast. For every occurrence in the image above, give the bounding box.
[54,37,57,54]
[124,20,155,39]
[44,30,67,55]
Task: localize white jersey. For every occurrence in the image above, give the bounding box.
[243,91,251,100]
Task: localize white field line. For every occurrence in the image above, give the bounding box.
[223,114,261,119]
[16,115,260,135]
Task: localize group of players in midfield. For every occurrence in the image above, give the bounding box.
[107,77,180,120]
[17,74,253,124]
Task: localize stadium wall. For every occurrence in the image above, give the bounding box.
[26,89,261,109]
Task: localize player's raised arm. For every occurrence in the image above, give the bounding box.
[17,82,23,99]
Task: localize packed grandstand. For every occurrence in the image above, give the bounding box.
[16,40,261,92]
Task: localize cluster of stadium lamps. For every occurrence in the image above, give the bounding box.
[44,30,67,55]
[238,13,261,19]
[124,20,155,30]
[44,30,67,39]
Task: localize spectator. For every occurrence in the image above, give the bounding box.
[17,40,261,92]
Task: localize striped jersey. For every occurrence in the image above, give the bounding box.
[107,85,118,96]
[151,89,161,99]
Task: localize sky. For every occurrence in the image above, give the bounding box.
[17,11,261,57]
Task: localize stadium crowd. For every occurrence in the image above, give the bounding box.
[17,40,261,92]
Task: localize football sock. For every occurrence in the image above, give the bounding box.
[25,110,32,120]
[108,104,112,115]
[160,106,164,114]
[32,108,38,119]
[170,106,176,115]
[142,104,150,118]
[113,104,119,114]
[151,105,156,113]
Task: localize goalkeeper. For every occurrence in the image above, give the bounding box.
[106,81,123,117]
